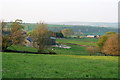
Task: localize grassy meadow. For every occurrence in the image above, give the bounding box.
[2,38,119,78]
[2,52,118,78]
[56,38,98,46]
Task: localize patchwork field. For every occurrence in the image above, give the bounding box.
[2,52,118,78]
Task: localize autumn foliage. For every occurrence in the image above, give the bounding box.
[61,28,74,37]
[1,19,25,51]
[102,34,120,56]
[86,46,98,56]
[10,19,25,45]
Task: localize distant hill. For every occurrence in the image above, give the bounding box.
[24,23,118,36]
[3,22,118,36]
[48,22,118,28]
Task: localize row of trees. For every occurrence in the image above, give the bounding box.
[1,19,75,53]
[1,20,53,53]
[27,28,74,38]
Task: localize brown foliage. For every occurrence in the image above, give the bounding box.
[96,31,117,51]
[1,21,12,51]
[10,19,25,45]
[86,46,98,56]
[1,20,25,51]
[102,34,120,56]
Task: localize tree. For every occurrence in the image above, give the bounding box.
[52,31,64,38]
[1,21,12,51]
[102,34,120,56]
[32,23,52,53]
[56,32,64,38]
[96,31,117,51]
[10,19,25,45]
[105,31,116,35]
[61,28,74,37]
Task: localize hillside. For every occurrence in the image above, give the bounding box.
[3,22,118,36]
[48,22,118,28]
[24,23,118,36]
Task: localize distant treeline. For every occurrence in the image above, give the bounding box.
[6,23,118,36]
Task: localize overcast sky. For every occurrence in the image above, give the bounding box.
[0,0,119,23]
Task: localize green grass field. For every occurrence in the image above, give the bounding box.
[2,38,119,78]
[56,38,97,46]
[6,38,98,55]
[2,52,118,78]
[69,38,98,42]
[7,45,37,52]
[53,44,89,55]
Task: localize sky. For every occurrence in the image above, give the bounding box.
[0,0,119,23]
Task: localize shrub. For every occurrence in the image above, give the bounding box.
[96,31,117,51]
[102,34,120,56]
[86,46,98,56]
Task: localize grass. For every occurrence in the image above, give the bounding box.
[3,38,118,78]
[2,52,118,78]
[7,45,38,52]
[69,38,98,42]
[6,38,97,55]
[7,44,89,55]
[56,38,97,46]
[53,44,89,55]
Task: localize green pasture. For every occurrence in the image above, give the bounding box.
[2,52,118,78]
[65,38,98,42]
[6,38,98,55]
[56,38,97,46]
[7,45,37,52]
[53,44,89,55]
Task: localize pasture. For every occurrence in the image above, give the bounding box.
[2,52,118,78]
[56,38,97,46]
[2,38,119,78]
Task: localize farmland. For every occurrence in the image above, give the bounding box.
[56,38,98,46]
[2,52,118,78]
[6,38,98,55]
[1,0,119,78]
[5,23,118,36]
[2,38,119,78]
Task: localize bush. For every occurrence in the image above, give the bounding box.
[96,31,117,51]
[86,46,98,56]
[102,34,120,56]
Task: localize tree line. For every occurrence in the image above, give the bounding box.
[1,19,74,53]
